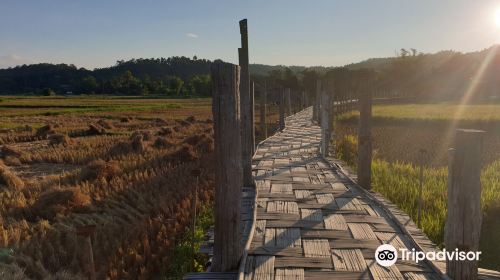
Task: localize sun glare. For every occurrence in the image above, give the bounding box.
[496,8,500,28]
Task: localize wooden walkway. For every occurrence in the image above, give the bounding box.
[239,107,499,280]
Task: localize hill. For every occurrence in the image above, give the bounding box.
[1,45,500,101]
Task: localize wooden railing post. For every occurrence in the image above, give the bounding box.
[302,91,309,109]
[313,80,322,123]
[357,90,372,189]
[238,19,252,187]
[260,81,267,139]
[211,62,243,271]
[251,81,255,154]
[285,88,292,116]
[445,129,484,280]
[279,88,285,131]
[320,88,331,157]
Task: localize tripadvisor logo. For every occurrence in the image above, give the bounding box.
[375,244,398,267]
[375,244,482,267]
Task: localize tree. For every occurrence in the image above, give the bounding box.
[80,75,98,94]
[301,69,320,100]
[267,68,299,89]
[400,48,409,58]
[120,71,143,95]
[167,76,184,95]
[189,75,211,96]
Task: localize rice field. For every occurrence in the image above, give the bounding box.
[340,103,500,122]
[0,96,215,279]
[334,103,500,270]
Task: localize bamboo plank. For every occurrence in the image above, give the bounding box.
[324,214,348,231]
[275,268,305,280]
[348,223,377,240]
[331,249,367,271]
[303,239,331,258]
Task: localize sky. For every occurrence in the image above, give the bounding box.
[1,0,500,69]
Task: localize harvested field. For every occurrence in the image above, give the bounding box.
[0,97,215,279]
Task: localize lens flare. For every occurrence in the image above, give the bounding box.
[438,46,497,160]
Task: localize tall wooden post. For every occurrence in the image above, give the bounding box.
[251,81,255,154]
[357,91,372,189]
[279,88,285,131]
[445,129,484,280]
[302,91,309,109]
[350,91,354,111]
[260,81,267,139]
[191,169,201,272]
[285,88,292,116]
[417,149,425,228]
[211,62,243,271]
[320,89,331,157]
[313,80,322,123]
[238,19,252,187]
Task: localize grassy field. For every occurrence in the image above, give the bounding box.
[0,96,216,279]
[334,103,500,270]
[340,103,500,122]
[0,96,212,129]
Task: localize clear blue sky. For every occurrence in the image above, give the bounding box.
[1,0,500,69]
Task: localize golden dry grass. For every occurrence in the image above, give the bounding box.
[0,97,216,279]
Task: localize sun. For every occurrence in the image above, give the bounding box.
[496,8,500,28]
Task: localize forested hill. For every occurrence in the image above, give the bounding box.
[1,45,500,101]
[0,57,217,96]
[0,58,319,96]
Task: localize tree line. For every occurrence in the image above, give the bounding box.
[1,46,499,101]
[0,56,215,96]
[252,46,500,103]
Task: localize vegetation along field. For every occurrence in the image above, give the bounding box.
[0,96,216,279]
[334,102,500,270]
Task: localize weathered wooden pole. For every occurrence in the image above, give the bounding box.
[303,91,309,109]
[320,89,331,157]
[285,88,292,116]
[260,81,267,139]
[279,88,285,131]
[352,91,356,111]
[357,90,372,189]
[417,149,426,228]
[313,80,322,123]
[238,19,252,187]
[191,169,201,272]
[251,81,255,154]
[445,129,484,280]
[211,62,243,271]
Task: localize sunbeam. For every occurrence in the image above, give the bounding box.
[439,45,498,159]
